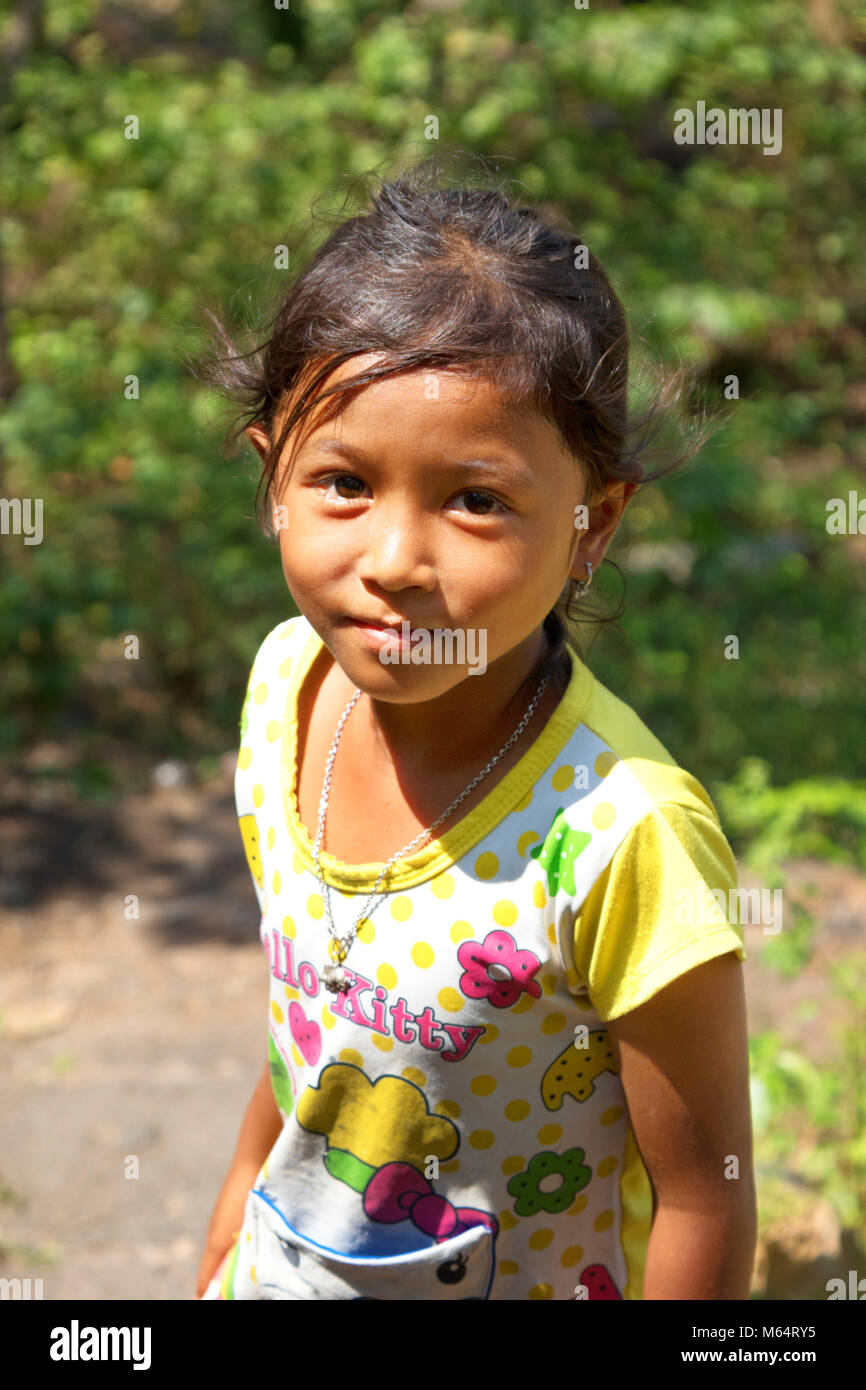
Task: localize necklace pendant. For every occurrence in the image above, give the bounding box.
[323,963,349,993]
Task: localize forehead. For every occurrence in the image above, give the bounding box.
[278,352,545,449]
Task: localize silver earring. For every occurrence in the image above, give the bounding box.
[573,562,593,595]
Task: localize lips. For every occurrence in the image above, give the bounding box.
[348,616,406,629]
[347,616,433,632]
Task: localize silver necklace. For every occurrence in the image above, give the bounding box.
[313,670,551,992]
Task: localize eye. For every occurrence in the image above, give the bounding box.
[449,490,509,517]
[320,473,368,503]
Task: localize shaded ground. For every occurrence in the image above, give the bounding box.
[1,752,864,1300]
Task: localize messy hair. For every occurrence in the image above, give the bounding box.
[191,150,707,711]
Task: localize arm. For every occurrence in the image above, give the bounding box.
[195,1058,284,1297]
[606,951,758,1300]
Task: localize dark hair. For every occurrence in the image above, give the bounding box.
[191,150,707,712]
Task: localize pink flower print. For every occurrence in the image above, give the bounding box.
[457,929,542,1009]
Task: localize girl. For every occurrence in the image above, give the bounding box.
[194,161,756,1301]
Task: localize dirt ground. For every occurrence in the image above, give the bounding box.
[1,751,864,1300]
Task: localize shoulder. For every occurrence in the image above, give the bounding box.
[244,612,314,684]
[575,658,724,827]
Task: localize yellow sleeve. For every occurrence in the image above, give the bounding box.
[572,801,747,1023]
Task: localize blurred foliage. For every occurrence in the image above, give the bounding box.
[1,0,864,815]
[750,951,866,1250]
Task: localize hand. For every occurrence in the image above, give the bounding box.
[194,1159,259,1299]
[196,1233,239,1300]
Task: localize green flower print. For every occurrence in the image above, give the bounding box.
[506,1147,592,1217]
[268,1033,294,1117]
[529,808,592,896]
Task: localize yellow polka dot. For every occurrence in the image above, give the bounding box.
[561,1246,583,1267]
[253,784,265,808]
[291,1043,304,1068]
[505,1099,531,1121]
[292,853,305,874]
[470,1075,497,1096]
[377,964,397,990]
[565,966,581,988]
[492,899,518,927]
[266,720,281,742]
[238,747,252,770]
[450,921,473,943]
[431,873,455,899]
[437,1099,461,1119]
[511,993,536,1014]
[537,1123,562,1144]
[499,1260,520,1275]
[594,751,619,778]
[250,1265,257,1283]
[281,916,296,938]
[501,1155,526,1176]
[468,1130,495,1149]
[513,788,532,812]
[597,1155,619,1178]
[390,896,413,921]
[267,826,276,850]
[541,974,556,995]
[339,1049,363,1066]
[601,1105,625,1125]
[278,657,293,678]
[592,801,617,831]
[567,1193,588,1216]
[498,1210,519,1231]
[437,988,463,1013]
[541,1012,566,1035]
[270,1001,284,1024]
[372,1034,394,1052]
[529,1228,554,1251]
[535,883,548,911]
[506,1046,532,1068]
[321,1007,335,1029]
[356,918,375,944]
[477,1024,498,1043]
[307,894,324,920]
[411,942,434,968]
[517,830,539,858]
[246,1231,252,1242]
[547,923,557,945]
[283,985,299,1002]
[272,871,282,895]
[440,1159,459,1173]
[593,1209,615,1233]
[529,1283,554,1299]
[253,682,268,704]
[474,852,499,880]
[552,764,575,792]
[402,1067,426,1087]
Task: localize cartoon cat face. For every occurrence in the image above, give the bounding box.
[228,1186,496,1300]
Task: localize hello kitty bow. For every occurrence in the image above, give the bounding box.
[363,1162,498,1242]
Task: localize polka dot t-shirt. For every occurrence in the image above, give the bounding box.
[203,614,746,1302]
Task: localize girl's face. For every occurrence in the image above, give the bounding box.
[247,354,634,704]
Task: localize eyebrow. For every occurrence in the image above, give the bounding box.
[309,439,534,485]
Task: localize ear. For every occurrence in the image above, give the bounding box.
[570,480,639,580]
[245,422,271,462]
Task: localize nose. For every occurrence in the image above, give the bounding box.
[356,499,436,593]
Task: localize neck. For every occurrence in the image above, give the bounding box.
[357,626,559,773]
